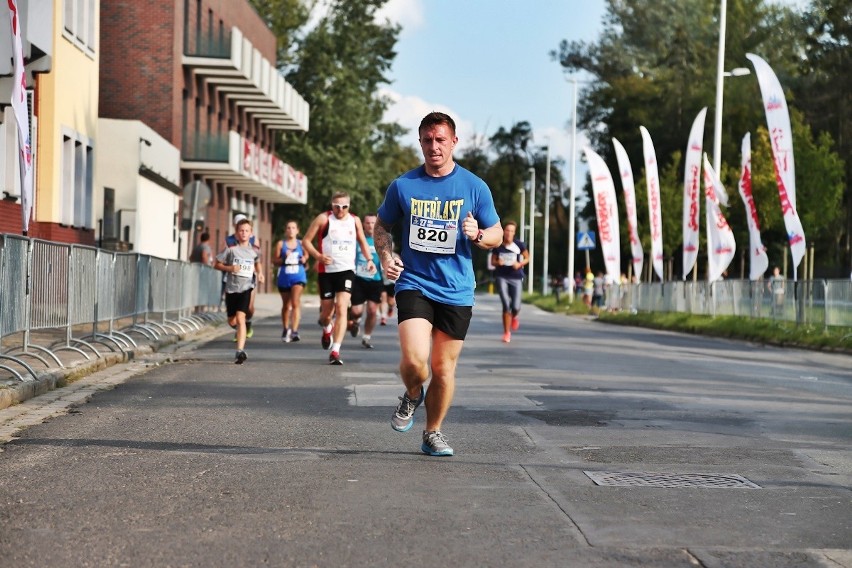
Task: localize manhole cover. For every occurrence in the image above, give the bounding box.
[584,471,760,488]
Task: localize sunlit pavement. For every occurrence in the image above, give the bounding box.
[0,292,850,567]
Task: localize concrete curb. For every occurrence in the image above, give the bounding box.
[0,294,284,413]
[0,328,207,412]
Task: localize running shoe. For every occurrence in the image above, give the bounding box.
[290,330,300,342]
[511,316,520,331]
[328,351,343,365]
[235,350,247,365]
[391,386,425,432]
[321,329,332,350]
[246,322,254,338]
[502,332,511,343]
[348,319,359,337]
[421,430,454,456]
[361,338,374,349]
[282,328,291,343]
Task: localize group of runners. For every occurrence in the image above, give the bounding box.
[213,111,533,457]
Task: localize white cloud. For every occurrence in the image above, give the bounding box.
[375,0,425,34]
[380,87,477,148]
[381,87,590,205]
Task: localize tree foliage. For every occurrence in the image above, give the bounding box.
[249,0,419,236]
[797,0,851,272]
[552,0,847,277]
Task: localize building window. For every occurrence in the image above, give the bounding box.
[62,0,96,55]
[60,130,94,229]
[102,187,115,239]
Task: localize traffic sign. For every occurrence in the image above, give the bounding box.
[577,231,596,250]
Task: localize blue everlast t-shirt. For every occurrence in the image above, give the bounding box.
[377,164,500,306]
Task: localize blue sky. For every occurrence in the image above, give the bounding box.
[377,0,608,185]
[375,0,807,194]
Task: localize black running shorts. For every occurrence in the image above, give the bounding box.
[318,270,354,299]
[225,289,253,317]
[350,278,384,305]
[395,289,472,340]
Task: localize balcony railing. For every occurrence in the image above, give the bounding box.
[184,30,231,59]
[182,131,229,163]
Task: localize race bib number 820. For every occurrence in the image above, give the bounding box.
[409,216,457,254]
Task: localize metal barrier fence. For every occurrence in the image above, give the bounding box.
[0,234,224,383]
[603,279,852,329]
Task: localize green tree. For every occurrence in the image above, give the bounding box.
[248,0,315,70]
[744,110,844,273]
[798,0,851,273]
[552,0,844,278]
[249,0,417,238]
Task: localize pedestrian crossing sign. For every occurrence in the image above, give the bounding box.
[577,231,596,250]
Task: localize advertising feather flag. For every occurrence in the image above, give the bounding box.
[682,108,706,279]
[7,0,33,233]
[737,133,769,281]
[640,126,664,281]
[702,154,736,283]
[584,147,621,281]
[746,53,806,276]
[612,137,643,280]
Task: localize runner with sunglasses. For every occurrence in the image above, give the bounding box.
[302,192,375,365]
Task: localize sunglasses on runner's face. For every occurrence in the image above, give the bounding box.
[332,204,349,210]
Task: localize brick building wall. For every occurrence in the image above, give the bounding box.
[99,0,182,146]
[1,200,95,244]
[99,0,284,287]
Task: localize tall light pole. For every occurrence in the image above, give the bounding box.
[542,143,552,295]
[713,66,751,172]
[712,0,728,173]
[567,78,578,302]
[519,186,526,240]
[527,166,536,295]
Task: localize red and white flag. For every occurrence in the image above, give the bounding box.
[8,0,33,233]
[612,137,643,280]
[584,147,621,281]
[746,53,806,275]
[702,154,736,282]
[737,133,769,281]
[682,108,706,279]
[640,126,664,281]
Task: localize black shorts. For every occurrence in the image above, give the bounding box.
[351,278,384,305]
[225,289,253,317]
[383,283,396,298]
[396,289,472,340]
[318,270,354,300]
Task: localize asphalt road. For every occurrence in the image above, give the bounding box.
[0,293,850,567]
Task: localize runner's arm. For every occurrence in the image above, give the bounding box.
[272,240,284,267]
[301,213,326,262]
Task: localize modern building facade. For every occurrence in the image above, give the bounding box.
[1,0,309,290]
[98,0,309,281]
[0,0,100,245]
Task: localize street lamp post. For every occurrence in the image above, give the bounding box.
[519,186,526,241]
[567,78,578,303]
[542,144,552,295]
[712,0,751,172]
[712,0,728,173]
[527,166,535,295]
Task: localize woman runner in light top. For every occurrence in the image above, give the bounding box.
[491,221,529,343]
[273,220,308,343]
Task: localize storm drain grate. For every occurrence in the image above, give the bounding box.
[584,471,761,489]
